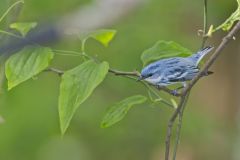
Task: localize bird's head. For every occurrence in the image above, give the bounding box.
[138,66,155,81]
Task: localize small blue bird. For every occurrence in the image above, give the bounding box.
[138,46,214,89]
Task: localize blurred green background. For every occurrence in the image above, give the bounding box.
[0,0,240,160]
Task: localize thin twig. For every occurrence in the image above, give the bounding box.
[164,21,240,160]
[0,29,22,38]
[53,49,83,57]
[45,68,64,76]
[172,92,190,160]
[201,0,208,48]
[169,1,210,159]
[165,95,187,160]
[0,25,180,97]
[109,68,176,108]
[108,68,140,77]
[43,66,176,108]
[184,21,240,94]
[109,68,181,96]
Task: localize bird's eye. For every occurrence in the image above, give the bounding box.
[148,73,153,77]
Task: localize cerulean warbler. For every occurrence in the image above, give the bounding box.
[138,46,214,88]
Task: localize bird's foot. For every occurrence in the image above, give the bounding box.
[171,89,179,96]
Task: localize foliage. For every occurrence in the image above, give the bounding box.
[213,0,240,32]
[5,46,54,90]
[141,41,192,66]
[59,60,109,134]
[3,26,191,133]
[0,0,239,135]
[101,95,147,128]
[80,29,117,47]
[10,22,37,37]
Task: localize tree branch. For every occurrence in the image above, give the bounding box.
[164,21,240,160]
[165,95,187,160]
[184,21,240,94]
[109,68,181,96]
[43,66,177,109]
[108,68,140,77]
[168,1,210,159]
[172,92,190,160]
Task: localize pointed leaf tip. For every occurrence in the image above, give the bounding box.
[141,40,192,66]
[81,29,117,47]
[10,22,37,37]
[59,60,109,134]
[101,95,147,128]
[5,46,54,90]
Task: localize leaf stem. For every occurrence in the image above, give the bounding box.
[108,68,140,77]
[108,69,175,108]
[0,0,24,24]
[142,82,175,109]
[53,49,83,57]
[0,29,22,38]
[44,67,64,76]
[201,0,208,48]
[81,39,86,52]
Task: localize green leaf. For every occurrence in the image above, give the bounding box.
[59,60,109,134]
[81,29,117,47]
[214,0,240,32]
[5,46,54,90]
[101,95,147,128]
[141,41,192,66]
[10,22,37,37]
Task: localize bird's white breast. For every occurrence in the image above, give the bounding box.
[145,75,163,85]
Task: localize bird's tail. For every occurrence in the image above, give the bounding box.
[202,70,214,76]
[189,46,214,65]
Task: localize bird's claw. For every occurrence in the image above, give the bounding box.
[171,90,178,96]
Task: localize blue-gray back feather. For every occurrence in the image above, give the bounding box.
[187,46,214,66]
[140,46,214,85]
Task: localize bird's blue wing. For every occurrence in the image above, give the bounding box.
[141,57,199,85]
[163,64,199,83]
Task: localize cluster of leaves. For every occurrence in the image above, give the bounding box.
[210,0,240,34]
[0,0,239,135]
[1,19,191,134]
